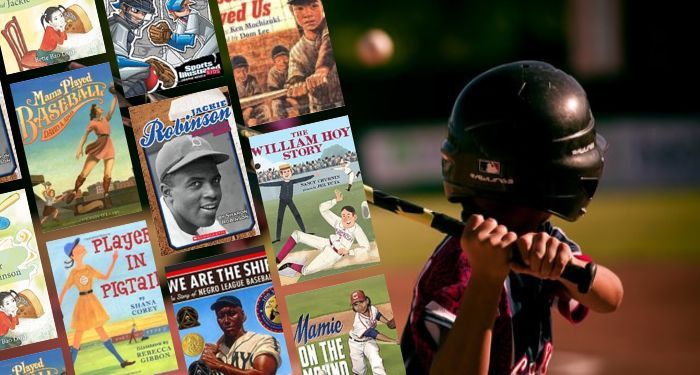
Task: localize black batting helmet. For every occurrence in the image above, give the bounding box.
[441,61,606,222]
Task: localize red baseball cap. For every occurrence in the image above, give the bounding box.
[350,290,367,304]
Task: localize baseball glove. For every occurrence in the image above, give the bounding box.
[146,58,177,89]
[386,318,396,329]
[148,21,173,45]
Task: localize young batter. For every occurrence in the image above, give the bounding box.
[401,61,624,374]
[348,290,396,375]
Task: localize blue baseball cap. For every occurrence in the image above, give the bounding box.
[210,295,242,310]
[64,238,80,258]
[166,0,186,11]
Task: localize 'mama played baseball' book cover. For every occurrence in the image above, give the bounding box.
[165,247,291,374]
[0,84,20,184]
[219,0,344,126]
[285,275,404,375]
[103,0,223,98]
[250,116,380,285]
[9,63,142,233]
[0,348,66,374]
[129,87,259,255]
[45,221,179,374]
[0,190,58,352]
[0,0,106,75]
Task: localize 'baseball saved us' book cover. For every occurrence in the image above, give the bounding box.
[10,63,141,233]
[45,221,178,374]
[250,116,380,285]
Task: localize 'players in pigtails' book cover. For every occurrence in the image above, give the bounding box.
[0,190,57,352]
[45,221,179,374]
[285,275,404,375]
[249,116,380,285]
[0,85,20,183]
[103,0,223,97]
[165,247,290,374]
[129,87,258,255]
[0,348,67,374]
[0,0,106,74]
[219,0,344,126]
[9,63,141,232]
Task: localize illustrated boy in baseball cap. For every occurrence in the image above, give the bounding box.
[156,134,229,248]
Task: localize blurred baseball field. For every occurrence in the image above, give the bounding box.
[372,189,700,375]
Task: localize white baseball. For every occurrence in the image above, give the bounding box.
[357,29,394,67]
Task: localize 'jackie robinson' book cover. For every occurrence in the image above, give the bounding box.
[103,0,223,97]
[165,248,290,374]
[0,0,106,74]
[285,275,404,375]
[0,190,57,352]
[9,63,141,233]
[129,87,259,255]
[219,0,344,126]
[249,116,380,285]
[45,221,179,374]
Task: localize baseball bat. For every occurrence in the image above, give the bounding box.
[363,185,596,294]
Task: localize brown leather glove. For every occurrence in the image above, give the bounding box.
[145,58,177,89]
[148,21,173,45]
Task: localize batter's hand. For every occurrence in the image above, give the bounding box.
[287,82,308,98]
[306,67,329,90]
[460,214,517,282]
[512,232,573,280]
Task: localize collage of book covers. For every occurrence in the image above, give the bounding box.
[0,0,404,374]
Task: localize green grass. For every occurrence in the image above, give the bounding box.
[42,202,143,232]
[296,332,403,375]
[74,331,178,374]
[286,275,390,319]
[371,189,700,266]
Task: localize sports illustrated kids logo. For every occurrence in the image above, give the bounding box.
[129,87,259,255]
[103,0,223,97]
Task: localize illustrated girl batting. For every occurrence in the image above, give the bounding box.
[58,238,135,368]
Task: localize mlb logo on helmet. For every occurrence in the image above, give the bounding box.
[478,159,501,175]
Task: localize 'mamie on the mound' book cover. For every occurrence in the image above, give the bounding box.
[10,63,141,233]
[250,116,380,285]
[165,247,290,374]
[0,0,106,74]
[0,190,57,352]
[103,0,223,97]
[219,0,344,126]
[45,221,179,374]
[129,87,258,255]
[285,275,404,375]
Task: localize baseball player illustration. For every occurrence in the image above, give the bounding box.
[348,290,396,375]
[276,189,369,277]
[400,61,624,374]
[147,0,217,63]
[258,163,314,243]
[39,182,68,225]
[196,295,281,374]
[333,159,358,191]
[107,0,177,97]
[155,135,229,248]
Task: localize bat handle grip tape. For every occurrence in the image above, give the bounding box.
[431,211,595,293]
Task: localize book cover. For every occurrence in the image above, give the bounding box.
[0,0,106,75]
[0,84,20,183]
[219,0,344,126]
[165,248,291,374]
[285,275,404,375]
[129,87,259,255]
[0,190,58,352]
[45,221,179,374]
[10,63,141,232]
[103,0,223,98]
[0,348,66,375]
[249,116,380,285]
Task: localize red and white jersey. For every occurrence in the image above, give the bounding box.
[320,199,370,256]
[350,305,383,341]
[401,221,590,375]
